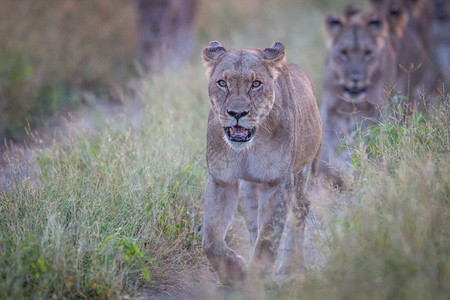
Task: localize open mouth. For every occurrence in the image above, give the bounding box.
[343,86,367,98]
[224,125,255,143]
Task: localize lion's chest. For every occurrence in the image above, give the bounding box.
[208,142,294,184]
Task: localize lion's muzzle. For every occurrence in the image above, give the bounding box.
[224,125,255,143]
[342,86,367,100]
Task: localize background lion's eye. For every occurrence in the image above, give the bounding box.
[340,49,348,60]
[217,80,227,87]
[363,50,372,60]
[252,80,262,88]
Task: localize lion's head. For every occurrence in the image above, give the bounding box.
[202,41,286,149]
[324,11,393,102]
[369,0,430,43]
[369,0,430,23]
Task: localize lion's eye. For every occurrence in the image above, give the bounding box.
[217,80,227,88]
[363,50,372,61]
[251,80,262,89]
[340,49,348,60]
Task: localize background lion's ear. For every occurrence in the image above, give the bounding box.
[369,0,386,9]
[324,15,343,47]
[202,41,226,77]
[344,4,360,21]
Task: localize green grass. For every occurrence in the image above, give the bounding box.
[277,99,450,300]
[0,0,137,141]
[2,72,449,299]
[0,66,210,298]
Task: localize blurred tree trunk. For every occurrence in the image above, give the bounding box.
[136,0,197,72]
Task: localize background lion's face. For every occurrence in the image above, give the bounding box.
[330,28,380,101]
[325,13,388,101]
[202,42,285,149]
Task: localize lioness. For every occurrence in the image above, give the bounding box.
[320,11,399,185]
[369,0,435,107]
[430,0,450,88]
[201,41,322,287]
[369,0,432,47]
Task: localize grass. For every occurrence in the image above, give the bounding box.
[0,0,137,141]
[297,99,450,299]
[0,66,210,298]
[1,0,449,298]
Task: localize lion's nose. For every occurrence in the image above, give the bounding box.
[227,110,249,121]
[350,70,362,84]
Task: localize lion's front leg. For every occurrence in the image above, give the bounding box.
[321,113,356,187]
[249,176,293,278]
[202,176,246,287]
[275,168,311,283]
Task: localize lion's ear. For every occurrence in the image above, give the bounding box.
[262,42,286,77]
[202,41,226,77]
[369,0,385,8]
[262,42,285,62]
[324,15,343,46]
[344,4,360,21]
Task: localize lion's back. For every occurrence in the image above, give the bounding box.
[285,63,322,173]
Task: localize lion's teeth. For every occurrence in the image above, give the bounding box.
[230,127,235,136]
[243,130,248,137]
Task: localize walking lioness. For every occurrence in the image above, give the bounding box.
[320,10,399,186]
[201,41,322,287]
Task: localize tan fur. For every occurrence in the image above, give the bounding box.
[430,0,450,88]
[201,41,322,286]
[370,0,432,46]
[320,11,398,186]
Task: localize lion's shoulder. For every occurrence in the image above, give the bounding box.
[287,63,310,85]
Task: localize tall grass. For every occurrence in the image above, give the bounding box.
[0,66,210,298]
[277,99,450,299]
[0,0,137,141]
